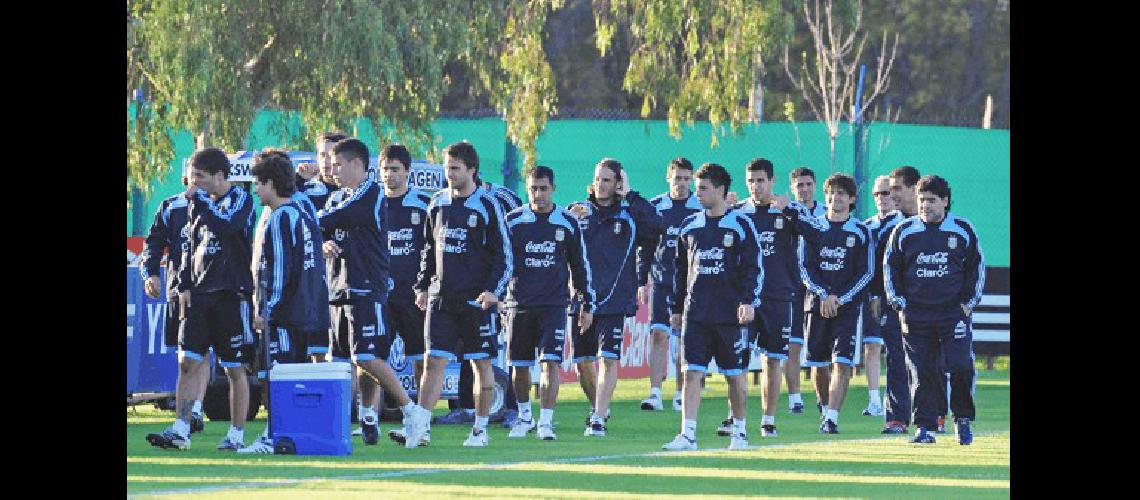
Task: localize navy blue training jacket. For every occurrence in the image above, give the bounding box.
[569,191,664,316]
[317,179,391,302]
[648,193,703,290]
[177,186,255,295]
[504,204,596,312]
[141,193,189,295]
[797,215,875,312]
[734,198,830,302]
[864,210,906,300]
[884,213,985,323]
[415,186,513,307]
[382,188,433,305]
[257,201,331,332]
[671,209,763,323]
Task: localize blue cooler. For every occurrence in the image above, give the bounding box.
[269,362,353,455]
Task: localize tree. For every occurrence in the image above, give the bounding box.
[781,0,898,170]
[593,0,790,146]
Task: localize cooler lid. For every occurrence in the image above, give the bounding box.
[270,362,353,381]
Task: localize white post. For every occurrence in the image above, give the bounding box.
[983,94,993,129]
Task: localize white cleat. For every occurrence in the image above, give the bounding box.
[672,396,683,411]
[352,427,363,437]
[662,433,698,451]
[509,418,536,438]
[404,406,430,449]
[862,401,885,417]
[463,427,490,447]
[728,433,750,450]
[387,428,431,447]
[536,424,557,441]
[640,396,664,411]
[236,436,274,454]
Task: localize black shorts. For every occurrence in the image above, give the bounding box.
[750,299,793,361]
[804,301,863,368]
[385,301,426,361]
[862,299,884,345]
[570,313,626,363]
[682,319,749,376]
[330,297,391,363]
[180,291,254,367]
[164,295,181,348]
[425,299,498,361]
[648,283,678,336]
[790,293,807,345]
[506,306,568,366]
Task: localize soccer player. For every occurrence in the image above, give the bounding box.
[884,175,983,445]
[568,158,663,436]
[786,166,827,414]
[404,141,512,448]
[642,158,700,412]
[799,173,874,434]
[661,163,761,451]
[863,175,909,432]
[503,166,596,440]
[238,150,332,453]
[140,169,208,435]
[725,158,830,438]
[146,148,256,451]
[316,138,420,446]
[295,131,348,210]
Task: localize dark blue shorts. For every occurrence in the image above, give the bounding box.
[570,313,626,363]
[330,297,390,363]
[425,299,498,361]
[790,293,807,345]
[648,283,678,336]
[180,291,253,368]
[269,325,327,365]
[804,301,863,368]
[385,301,426,361]
[751,299,793,361]
[506,306,568,365]
[682,319,749,376]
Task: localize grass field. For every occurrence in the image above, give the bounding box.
[127,359,1010,498]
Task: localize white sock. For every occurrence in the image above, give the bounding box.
[650,387,662,398]
[400,402,417,417]
[172,418,190,437]
[358,404,367,421]
[761,414,775,426]
[361,407,377,423]
[788,393,803,405]
[732,418,746,432]
[825,408,839,423]
[682,419,697,440]
[820,405,830,417]
[868,389,880,403]
[228,425,245,443]
[474,415,489,430]
[191,400,203,415]
[591,412,603,425]
[539,408,554,426]
[674,390,683,401]
[518,401,533,421]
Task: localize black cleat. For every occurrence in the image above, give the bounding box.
[189,413,205,434]
[146,429,190,450]
[361,417,379,445]
[819,419,839,434]
[715,417,734,437]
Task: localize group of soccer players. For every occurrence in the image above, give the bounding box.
[140,132,984,453]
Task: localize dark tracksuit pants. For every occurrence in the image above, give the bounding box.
[902,311,976,430]
[880,312,911,424]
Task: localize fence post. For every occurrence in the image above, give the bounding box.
[852,64,870,219]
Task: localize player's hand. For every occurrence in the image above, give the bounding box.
[821,295,839,319]
[725,191,739,205]
[475,291,498,310]
[144,275,162,299]
[296,162,319,180]
[870,297,881,319]
[670,313,682,332]
[770,195,791,211]
[569,204,589,220]
[616,175,631,197]
[578,310,594,334]
[637,284,649,305]
[737,303,754,325]
[183,182,199,199]
[415,290,429,311]
[322,241,342,259]
[961,304,972,317]
[253,316,266,332]
[178,290,191,320]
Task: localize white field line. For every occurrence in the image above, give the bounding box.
[131,430,1010,498]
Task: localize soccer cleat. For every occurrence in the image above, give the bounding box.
[584,421,607,437]
[387,428,431,447]
[463,427,489,447]
[789,402,805,414]
[361,416,379,445]
[352,427,363,437]
[662,433,698,451]
[146,429,190,450]
[536,424,557,441]
[672,396,683,411]
[217,436,244,451]
[862,401,885,417]
[728,432,749,450]
[881,421,908,434]
[640,395,664,411]
[715,417,734,437]
[819,419,839,434]
[956,418,973,445]
[761,424,778,437]
[911,427,937,444]
[936,415,947,433]
[236,436,274,454]
[434,408,475,425]
[404,406,431,449]
[189,413,205,434]
[509,418,536,438]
